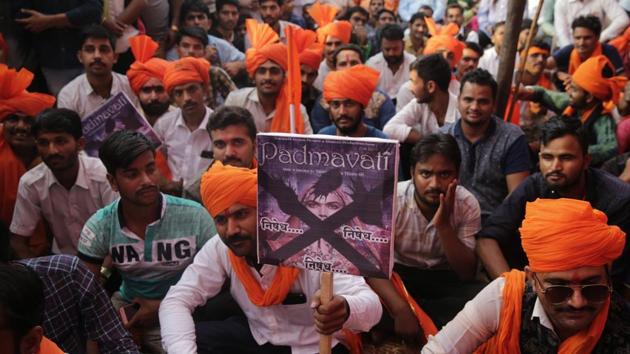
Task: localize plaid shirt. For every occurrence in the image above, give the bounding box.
[18,255,139,354]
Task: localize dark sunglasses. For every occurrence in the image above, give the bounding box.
[533,273,612,305]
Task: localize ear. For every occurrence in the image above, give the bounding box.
[77,50,84,64]
[112,52,119,64]
[106,173,119,192]
[427,80,437,95]
[20,326,43,354]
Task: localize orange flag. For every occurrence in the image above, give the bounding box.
[285,25,303,134]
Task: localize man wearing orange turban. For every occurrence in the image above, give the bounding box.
[159,160,382,353]
[295,28,324,115]
[0,65,54,256]
[423,198,629,353]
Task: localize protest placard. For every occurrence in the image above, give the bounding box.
[257,133,399,279]
[82,92,161,157]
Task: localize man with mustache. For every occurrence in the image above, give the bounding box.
[259,0,298,41]
[455,42,483,82]
[10,108,118,258]
[78,130,215,354]
[476,117,630,284]
[423,198,630,353]
[57,25,141,119]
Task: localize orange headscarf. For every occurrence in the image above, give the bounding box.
[572,55,628,112]
[609,26,630,61]
[423,17,464,68]
[200,161,300,307]
[294,28,324,71]
[568,42,602,75]
[324,64,379,107]
[126,35,169,94]
[308,2,352,44]
[162,57,210,94]
[475,198,625,354]
[0,65,55,121]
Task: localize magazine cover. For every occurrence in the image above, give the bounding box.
[82,92,161,157]
[257,133,399,278]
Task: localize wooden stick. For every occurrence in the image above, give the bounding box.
[319,272,334,354]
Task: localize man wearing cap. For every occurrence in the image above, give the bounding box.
[159,161,382,353]
[423,198,630,352]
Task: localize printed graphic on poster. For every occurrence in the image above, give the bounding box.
[257,133,399,278]
[82,92,161,157]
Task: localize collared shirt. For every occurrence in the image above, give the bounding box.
[404,37,425,57]
[18,255,139,354]
[366,51,417,98]
[478,47,500,80]
[10,154,118,254]
[385,92,459,142]
[313,60,332,92]
[477,0,529,36]
[394,181,481,269]
[57,72,141,119]
[153,107,213,188]
[396,80,460,111]
[398,0,447,22]
[440,117,531,219]
[159,236,382,354]
[224,87,313,134]
[553,0,630,47]
[77,194,216,302]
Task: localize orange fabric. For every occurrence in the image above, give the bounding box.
[423,18,464,69]
[307,1,339,28]
[391,272,438,341]
[155,150,172,181]
[384,0,400,11]
[316,21,353,45]
[562,104,601,124]
[520,46,549,59]
[294,28,323,71]
[200,161,257,218]
[127,35,169,94]
[572,55,628,112]
[285,26,305,134]
[505,74,552,124]
[163,57,210,94]
[323,64,380,107]
[569,42,602,75]
[0,65,55,120]
[0,129,26,228]
[609,26,630,60]
[38,336,64,354]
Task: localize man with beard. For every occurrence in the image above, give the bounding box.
[78,130,215,354]
[259,0,298,41]
[211,0,246,52]
[318,65,387,138]
[455,42,483,82]
[366,24,416,98]
[476,117,630,283]
[10,109,118,258]
[57,25,141,119]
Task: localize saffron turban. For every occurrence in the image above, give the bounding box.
[424,35,465,69]
[324,64,379,107]
[127,35,169,94]
[307,2,352,44]
[200,161,257,218]
[299,48,323,71]
[163,57,210,94]
[520,198,626,273]
[572,55,628,111]
[0,65,55,120]
[294,28,323,71]
[245,19,287,77]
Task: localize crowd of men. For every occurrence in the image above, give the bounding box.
[1,0,630,352]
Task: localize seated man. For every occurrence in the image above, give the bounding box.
[77,130,216,354]
[159,161,382,353]
[318,64,387,138]
[477,21,505,80]
[423,198,630,352]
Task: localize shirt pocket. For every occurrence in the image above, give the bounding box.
[281,302,315,326]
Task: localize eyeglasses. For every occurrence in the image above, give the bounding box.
[533,273,612,305]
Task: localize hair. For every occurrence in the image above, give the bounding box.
[179,0,212,25]
[31,108,83,139]
[216,0,240,12]
[492,21,505,33]
[540,116,589,155]
[259,0,284,5]
[207,106,257,141]
[528,38,551,53]
[344,6,369,20]
[460,68,498,99]
[521,19,532,31]
[409,12,426,26]
[377,9,396,21]
[332,44,364,67]
[464,41,483,57]
[99,130,155,174]
[446,3,464,14]
[571,15,602,36]
[410,54,451,92]
[379,23,404,42]
[79,25,116,50]
[0,263,45,338]
[176,26,210,46]
[410,133,462,171]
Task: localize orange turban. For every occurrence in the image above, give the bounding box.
[423,17,463,68]
[294,28,323,71]
[572,55,628,112]
[245,19,287,77]
[0,65,55,121]
[520,198,625,273]
[163,57,211,94]
[324,64,379,107]
[307,2,352,44]
[127,35,169,94]
[200,161,257,218]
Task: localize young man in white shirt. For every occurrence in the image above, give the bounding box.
[477,21,505,80]
[159,161,382,354]
[10,108,118,258]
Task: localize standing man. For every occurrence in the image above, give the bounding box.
[440,69,530,220]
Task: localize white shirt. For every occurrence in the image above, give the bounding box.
[159,236,382,354]
[57,72,141,119]
[366,51,417,98]
[384,92,459,142]
[153,107,213,188]
[395,80,460,111]
[394,180,480,269]
[421,277,558,354]
[554,0,630,48]
[478,47,500,80]
[224,87,313,134]
[313,59,332,92]
[10,154,118,255]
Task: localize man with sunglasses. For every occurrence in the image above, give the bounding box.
[422,198,629,353]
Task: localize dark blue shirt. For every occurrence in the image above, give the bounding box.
[553,43,624,75]
[318,124,389,138]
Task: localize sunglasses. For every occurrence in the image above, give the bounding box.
[533,273,612,305]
